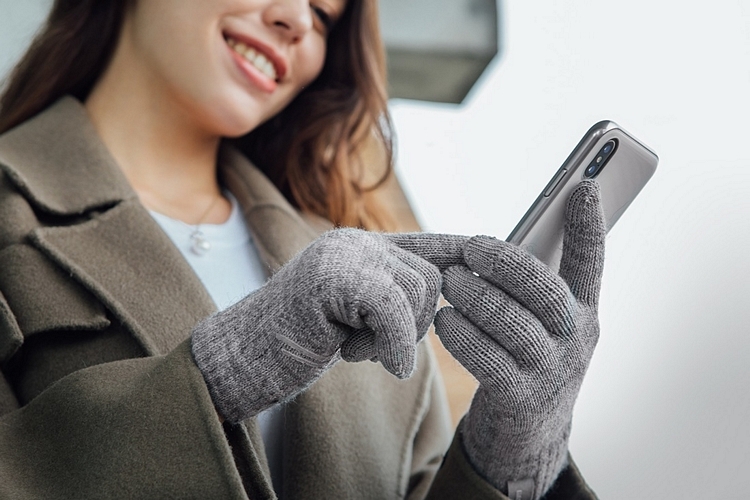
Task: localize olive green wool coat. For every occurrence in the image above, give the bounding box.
[0,97,596,499]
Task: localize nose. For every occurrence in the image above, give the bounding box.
[263,0,314,44]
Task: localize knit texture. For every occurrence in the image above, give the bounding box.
[434,180,606,499]
[191,228,446,423]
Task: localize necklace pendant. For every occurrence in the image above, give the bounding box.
[190,229,211,256]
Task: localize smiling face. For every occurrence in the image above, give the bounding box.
[121,0,348,137]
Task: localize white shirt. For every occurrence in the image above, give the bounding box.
[149,193,284,492]
[148,193,267,308]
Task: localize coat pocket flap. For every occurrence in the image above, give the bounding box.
[0,244,110,342]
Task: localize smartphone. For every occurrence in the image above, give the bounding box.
[506,121,658,272]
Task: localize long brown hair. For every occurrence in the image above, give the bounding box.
[0,0,395,230]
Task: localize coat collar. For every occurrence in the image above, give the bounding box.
[0,96,137,215]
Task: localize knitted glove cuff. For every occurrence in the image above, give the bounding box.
[191,305,270,423]
[459,416,571,500]
[191,293,331,423]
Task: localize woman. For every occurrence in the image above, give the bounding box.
[0,0,604,498]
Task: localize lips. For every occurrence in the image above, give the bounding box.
[223,32,288,93]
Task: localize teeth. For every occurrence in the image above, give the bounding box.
[227,36,278,81]
[246,47,259,64]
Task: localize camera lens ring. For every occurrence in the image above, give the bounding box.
[585,139,618,179]
[585,163,598,178]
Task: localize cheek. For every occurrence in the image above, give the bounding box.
[297,38,329,89]
[131,3,218,85]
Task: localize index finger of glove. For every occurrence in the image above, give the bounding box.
[340,244,440,363]
[559,180,606,307]
[463,236,577,336]
[329,284,418,378]
[354,284,419,379]
[384,232,468,272]
[386,243,442,338]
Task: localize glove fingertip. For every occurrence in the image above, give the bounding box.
[565,180,605,227]
[463,235,520,280]
[380,346,416,379]
[560,180,606,304]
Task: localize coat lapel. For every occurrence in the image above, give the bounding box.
[0,97,216,355]
[30,200,217,355]
[0,97,135,215]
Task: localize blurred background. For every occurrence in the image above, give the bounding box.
[387,1,750,498]
[2,0,749,497]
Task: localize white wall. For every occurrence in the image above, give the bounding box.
[391,1,750,497]
[0,1,51,79]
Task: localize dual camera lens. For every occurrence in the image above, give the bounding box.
[584,139,617,178]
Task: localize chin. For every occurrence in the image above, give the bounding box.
[198,102,264,139]
[216,116,264,139]
[202,90,286,139]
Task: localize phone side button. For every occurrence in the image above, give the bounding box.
[543,169,568,197]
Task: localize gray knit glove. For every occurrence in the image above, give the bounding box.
[435,180,606,499]
[191,228,464,424]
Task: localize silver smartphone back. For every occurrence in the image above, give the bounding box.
[506,121,658,272]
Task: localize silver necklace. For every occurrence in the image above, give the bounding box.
[189,195,221,257]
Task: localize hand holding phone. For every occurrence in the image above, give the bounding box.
[507,121,658,271]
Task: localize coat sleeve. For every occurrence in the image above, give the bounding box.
[0,335,271,500]
[424,434,599,500]
[411,349,598,500]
